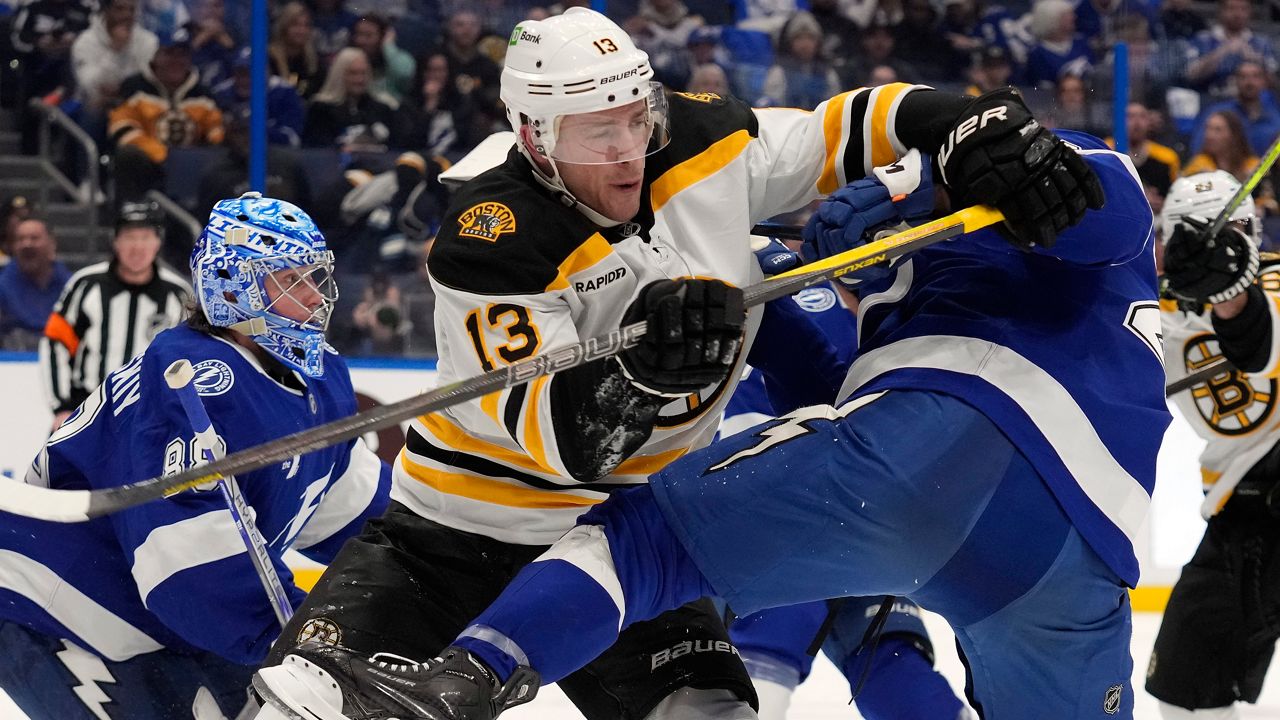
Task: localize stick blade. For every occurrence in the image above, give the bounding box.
[0,478,93,522]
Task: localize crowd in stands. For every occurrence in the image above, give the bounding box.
[1,0,1280,358]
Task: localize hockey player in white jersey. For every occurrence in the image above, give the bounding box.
[1145,171,1280,719]
[252,7,1104,720]
[0,194,391,719]
[255,129,1153,720]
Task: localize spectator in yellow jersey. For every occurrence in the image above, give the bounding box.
[108,23,225,201]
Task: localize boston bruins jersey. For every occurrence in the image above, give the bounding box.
[1163,272,1280,518]
[394,84,937,545]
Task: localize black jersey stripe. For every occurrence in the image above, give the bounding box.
[503,382,527,447]
[405,426,617,494]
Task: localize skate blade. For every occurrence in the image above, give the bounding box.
[253,662,349,720]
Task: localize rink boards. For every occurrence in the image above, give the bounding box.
[0,352,1204,611]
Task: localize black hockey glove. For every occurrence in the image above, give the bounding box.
[937,87,1105,249]
[1163,216,1260,306]
[394,152,448,240]
[618,278,746,397]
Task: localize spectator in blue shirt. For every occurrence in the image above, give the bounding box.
[761,11,840,109]
[1074,0,1157,53]
[212,47,306,146]
[1025,0,1093,89]
[188,0,237,86]
[1184,0,1278,97]
[939,0,1031,72]
[0,218,71,350]
[311,0,357,65]
[1192,61,1280,157]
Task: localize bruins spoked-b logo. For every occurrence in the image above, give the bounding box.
[458,202,516,241]
[1184,333,1275,435]
[296,617,342,646]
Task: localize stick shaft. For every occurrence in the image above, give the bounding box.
[143,206,999,498]
[1165,358,1235,397]
[5,205,1003,522]
[165,360,294,627]
[1206,133,1280,240]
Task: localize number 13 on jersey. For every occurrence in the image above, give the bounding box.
[465,303,543,371]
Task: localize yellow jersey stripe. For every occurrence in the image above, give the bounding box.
[651,129,753,212]
[870,83,910,169]
[480,390,502,428]
[547,232,613,292]
[418,410,677,481]
[1200,468,1222,487]
[818,91,856,195]
[418,413,553,476]
[615,447,689,475]
[400,452,603,509]
[1264,294,1280,378]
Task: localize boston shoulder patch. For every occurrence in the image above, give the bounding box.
[191,359,235,396]
[458,202,517,242]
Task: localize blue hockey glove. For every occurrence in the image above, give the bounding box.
[751,235,802,276]
[802,149,935,286]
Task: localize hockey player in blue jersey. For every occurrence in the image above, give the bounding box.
[0,194,392,719]
[257,119,1165,720]
[726,238,971,720]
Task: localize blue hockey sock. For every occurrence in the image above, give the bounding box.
[844,636,965,720]
[455,554,621,683]
[454,486,714,684]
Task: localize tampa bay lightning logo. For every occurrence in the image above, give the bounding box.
[190,359,235,396]
[793,286,837,313]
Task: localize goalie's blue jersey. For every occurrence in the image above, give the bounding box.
[0,324,392,665]
[838,131,1168,587]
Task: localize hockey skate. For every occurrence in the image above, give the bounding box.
[252,641,539,720]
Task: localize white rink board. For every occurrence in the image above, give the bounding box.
[0,354,1208,583]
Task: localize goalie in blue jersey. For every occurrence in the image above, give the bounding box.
[257,121,1166,720]
[0,194,392,720]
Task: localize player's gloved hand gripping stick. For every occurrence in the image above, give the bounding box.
[0,205,1004,523]
[164,359,294,628]
[1164,132,1280,397]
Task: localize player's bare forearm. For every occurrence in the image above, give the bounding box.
[1212,292,1249,320]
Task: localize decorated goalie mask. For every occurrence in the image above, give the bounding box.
[501,7,671,224]
[1160,170,1261,246]
[192,193,338,378]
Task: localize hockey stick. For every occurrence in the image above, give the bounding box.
[1164,135,1280,398]
[0,205,1003,522]
[165,359,294,627]
[749,221,804,240]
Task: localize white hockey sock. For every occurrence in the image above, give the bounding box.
[644,687,760,720]
[1157,701,1241,720]
[751,678,796,720]
[739,651,799,720]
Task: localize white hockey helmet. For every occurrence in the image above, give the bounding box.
[501,8,670,172]
[1161,170,1261,245]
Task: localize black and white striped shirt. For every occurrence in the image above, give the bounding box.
[40,261,191,413]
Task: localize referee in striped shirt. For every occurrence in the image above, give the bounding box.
[40,201,192,429]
